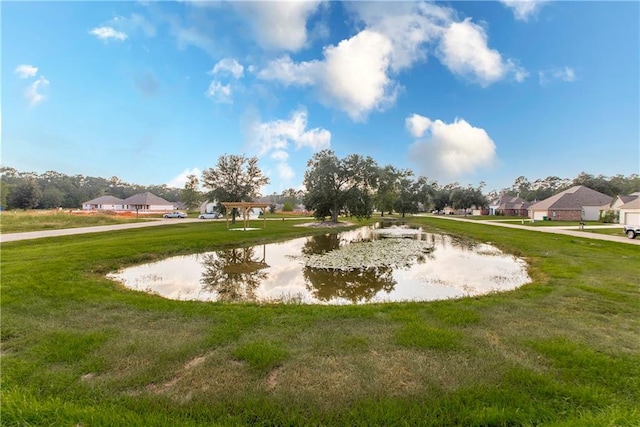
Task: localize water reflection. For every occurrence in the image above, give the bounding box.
[200,247,268,302]
[108,223,531,304]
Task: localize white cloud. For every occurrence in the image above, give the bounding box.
[501,0,548,22]
[539,66,576,86]
[405,114,433,138]
[89,26,128,41]
[14,64,38,79]
[26,76,50,107]
[205,80,232,103]
[407,115,497,182]
[233,1,323,51]
[259,30,398,121]
[210,58,244,79]
[250,109,331,181]
[167,167,202,188]
[437,18,525,87]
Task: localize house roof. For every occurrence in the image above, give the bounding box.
[528,186,612,211]
[122,192,173,206]
[491,195,531,210]
[620,197,640,210]
[83,195,125,205]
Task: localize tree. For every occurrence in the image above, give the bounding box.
[201,154,269,223]
[303,150,378,222]
[374,165,401,216]
[39,188,65,209]
[393,173,420,217]
[180,174,203,210]
[8,177,42,210]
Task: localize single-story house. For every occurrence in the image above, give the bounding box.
[618,197,640,226]
[82,195,125,211]
[528,185,612,221]
[489,195,531,216]
[82,192,176,213]
[122,192,175,212]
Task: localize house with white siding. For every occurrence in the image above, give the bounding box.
[528,186,612,221]
[82,195,125,211]
[82,192,175,213]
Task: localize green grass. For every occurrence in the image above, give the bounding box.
[1,216,639,425]
[0,210,149,233]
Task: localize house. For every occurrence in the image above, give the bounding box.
[82,195,125,211]
[618,196,640,226]
[528,186,612,221]
[122,192,175,212]
[602,192,640,222]
[489,195,531,216]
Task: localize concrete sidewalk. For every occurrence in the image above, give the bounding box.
[422,215,640,245]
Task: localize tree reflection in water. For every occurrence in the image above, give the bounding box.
[303,265,396,303]
[200,246,268,302]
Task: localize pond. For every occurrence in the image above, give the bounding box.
[107,222,531,305]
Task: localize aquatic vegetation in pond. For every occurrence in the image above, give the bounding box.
[108,224,531,304]
[300,239,434,270]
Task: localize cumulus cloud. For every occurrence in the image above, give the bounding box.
[437,19,526,87]
[406,114,432,138]
[210,58,244,79]
[89,26,128,41]
[14,64,38,79]
[26,76,50,107]
[233,1,323,51]
[259,30,399,121]
[407,114,497,181]
[167,167,202,188]
[205,80,232,103]
[250,109,331,180]
[539,66,576,86]
[259,3,525,121]
[501,0,548,22]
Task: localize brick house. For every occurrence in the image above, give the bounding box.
[489,195,531,217]
[528,186,612,221]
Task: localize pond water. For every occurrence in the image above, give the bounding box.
[107,222,531,305]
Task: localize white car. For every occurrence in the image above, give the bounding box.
[198,212,221,219]
[163,211,187,218]
[624,224,640,239]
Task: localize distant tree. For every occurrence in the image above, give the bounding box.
[180,174,203,210]
[393,174,420,217]
[39,188,65,209]
[201,154,269,223]
[303,150,378,222]
[375,165,401,216]
[0,180,9,209]
[281,201,294,212]
[8,177,42,210]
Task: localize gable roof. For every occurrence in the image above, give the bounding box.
[491,195,531,210]
[620,197,640,210]
[122,192,173,206]
[83,195,125,205]
[528,186,612,211]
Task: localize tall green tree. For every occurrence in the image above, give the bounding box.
[303,150,378,222]
[201,154,269,223]
[393,174,421,217]
[8,177,42,210]
[180,174,203,210]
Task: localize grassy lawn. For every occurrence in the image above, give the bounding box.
[0,210,150,233]
[1,217,639,426]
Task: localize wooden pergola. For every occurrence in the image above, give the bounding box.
[221,202,270,231]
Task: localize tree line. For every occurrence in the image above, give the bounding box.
[1,155,638,217]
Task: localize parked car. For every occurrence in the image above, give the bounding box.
[198,212,221,219]
[623,224,640,239]
[163,211,187,219]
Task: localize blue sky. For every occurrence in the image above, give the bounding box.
[2,1,638,194]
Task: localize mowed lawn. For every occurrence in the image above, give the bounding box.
[1,217,639,426]
[0,210,150,233]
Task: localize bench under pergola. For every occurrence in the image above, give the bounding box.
[221,202,270,231]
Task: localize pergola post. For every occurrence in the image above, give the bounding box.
[221,202,270,231]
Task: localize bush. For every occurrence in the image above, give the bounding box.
[281,201,294,212]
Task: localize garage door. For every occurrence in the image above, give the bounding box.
[533,211,546,221]
[622,212,640,226]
